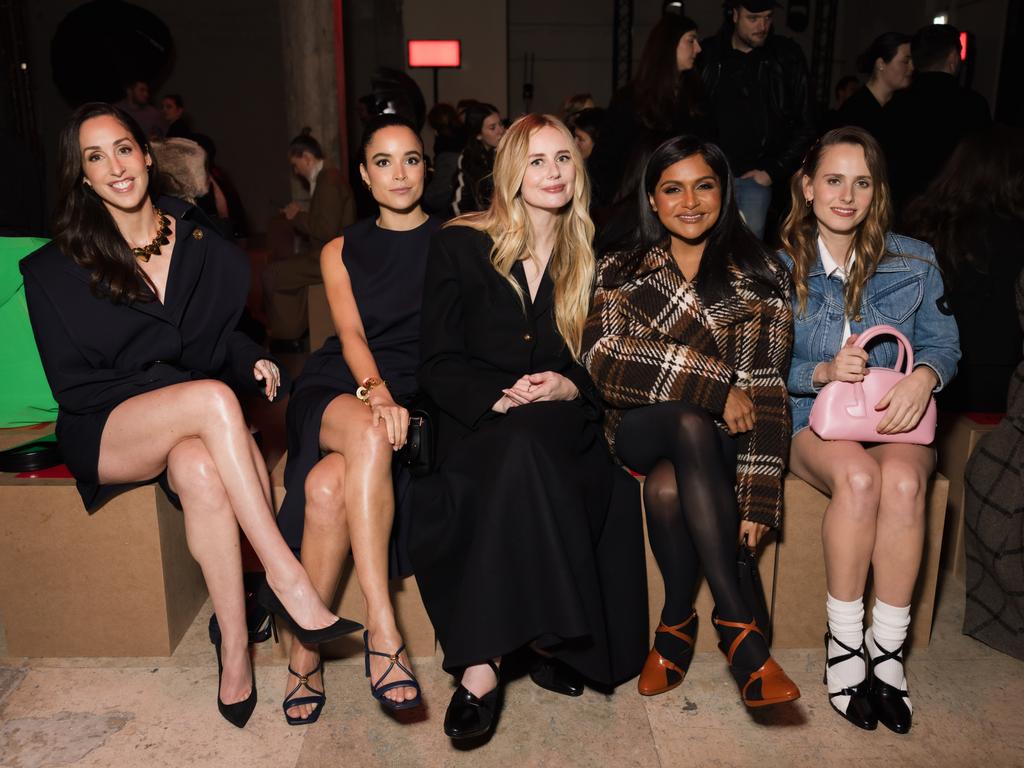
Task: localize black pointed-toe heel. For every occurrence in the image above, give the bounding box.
[444,659,502,741]
[868,638,912,734]
[212,636,257,728]
[256,581,363,645]
[823,631,877,731]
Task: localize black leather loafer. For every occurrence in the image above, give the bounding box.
[529,656,585,697]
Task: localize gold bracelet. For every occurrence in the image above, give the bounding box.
[356,376,385,406]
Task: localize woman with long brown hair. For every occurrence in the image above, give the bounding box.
[780,127,959,734]
[411,113,647,743]
[19,103,360,729]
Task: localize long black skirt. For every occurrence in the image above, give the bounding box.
[409,401,648,685]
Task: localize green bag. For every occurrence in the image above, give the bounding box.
[0,237,59,427]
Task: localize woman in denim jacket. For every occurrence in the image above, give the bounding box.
[778,128,959,735]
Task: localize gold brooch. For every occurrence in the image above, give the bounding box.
[192,229,204,240]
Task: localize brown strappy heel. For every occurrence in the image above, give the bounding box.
[713,614,800,708]
[638,611,698,696]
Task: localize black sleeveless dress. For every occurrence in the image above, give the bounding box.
[277,215,441,577]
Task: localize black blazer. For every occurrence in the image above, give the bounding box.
[19,196,278,505]
[417,225,598,462]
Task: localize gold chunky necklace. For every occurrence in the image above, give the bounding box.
[132,208,171,262]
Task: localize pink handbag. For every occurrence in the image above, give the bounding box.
[808,324,937,444]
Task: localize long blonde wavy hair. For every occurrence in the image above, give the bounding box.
[446,113,595,359]
[780,126,894,321]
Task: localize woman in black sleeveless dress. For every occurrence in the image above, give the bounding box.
[275,116,439,724]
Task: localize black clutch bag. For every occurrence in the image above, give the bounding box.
[737,535,772,645]
[397,407,435,477]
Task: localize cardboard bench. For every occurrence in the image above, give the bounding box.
[935,412,1001,581]
[270,455,435,658]
[0,425,207,657]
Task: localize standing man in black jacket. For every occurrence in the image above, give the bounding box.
[886,24,991,215]
[698,0,815,240]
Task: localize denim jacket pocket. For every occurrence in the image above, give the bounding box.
[869,275,924,325]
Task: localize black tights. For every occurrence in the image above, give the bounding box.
[616,402,768,670]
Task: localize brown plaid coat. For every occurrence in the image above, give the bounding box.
[582,245,794,528]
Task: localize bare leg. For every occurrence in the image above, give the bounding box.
[166,438,251,704]
[462,658,502,697]
[865,443,934,605]
[285,453,351,721]
[98,380,337,630]
[319,395,417,704]
[789,430,881,600]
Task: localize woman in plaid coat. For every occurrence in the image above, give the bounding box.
[583,136,797,708]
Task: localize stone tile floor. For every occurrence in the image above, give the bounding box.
[1,572,1022,768]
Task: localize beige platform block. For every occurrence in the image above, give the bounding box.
[771,473,949,649]
[640,485,778,653]
[270,456,435,658]
[936,412,1000,580]
[307,282,333,351]
[0,471,207,657]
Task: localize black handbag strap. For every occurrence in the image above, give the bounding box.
[0,437,63,473]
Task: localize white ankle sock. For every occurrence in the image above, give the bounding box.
[866,599,912,712]
[825,593,866,713]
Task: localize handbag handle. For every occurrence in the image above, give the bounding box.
[841,324,914,419]
[850,324,913,373]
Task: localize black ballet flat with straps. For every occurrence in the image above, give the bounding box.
[823,630,877,731]
[868,638,913,734]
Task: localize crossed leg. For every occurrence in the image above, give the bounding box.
[98,381,342,699]
[284,394,417,720]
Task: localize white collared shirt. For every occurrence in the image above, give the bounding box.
[818,236,855,345]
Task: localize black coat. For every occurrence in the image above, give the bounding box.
[886,72,991,211]
[409,224,648,685]
[19,196,278,510]
[699,31,816,185]
[417,225,600,461]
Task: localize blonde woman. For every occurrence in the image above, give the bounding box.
[411,114,647,742]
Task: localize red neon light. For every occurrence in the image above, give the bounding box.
[408,39,461,68]
[959,31,968,61]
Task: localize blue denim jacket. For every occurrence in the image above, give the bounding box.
[778,233,961,434]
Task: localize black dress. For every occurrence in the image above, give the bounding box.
[409,225,648,685]
[19,196,276,511]
[834,86,886,139]
[277,215,441,577]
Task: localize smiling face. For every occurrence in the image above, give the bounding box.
[79,114,151,213]
[358,124,425,212]
[802,143,874,238]
[676,30,702,72]
[519,125,577,213]
[649,153,722,242]
[478,112,506,149]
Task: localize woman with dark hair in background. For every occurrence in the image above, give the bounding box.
[834,33,913,139]
[274,114,440,724]
[450,102,505,216]
[19,102,360,729]
[264,128,357,349]
[591,12,712,250]
[583,135,799,708]
[905,126,1024,413]
[422,103,464,217]
[781,127,959,734]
